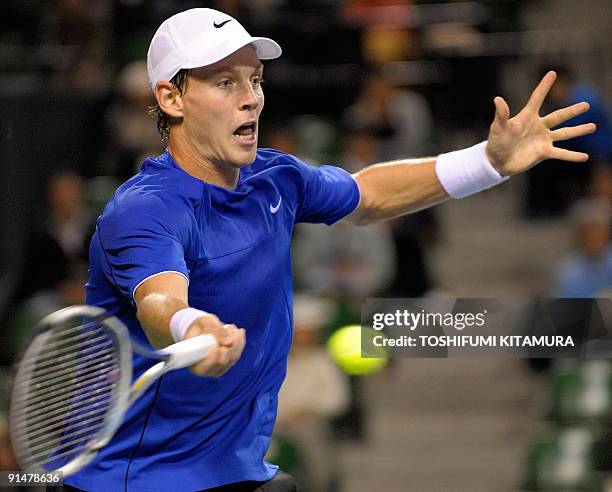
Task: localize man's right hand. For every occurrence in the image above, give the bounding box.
[184,314,246,377]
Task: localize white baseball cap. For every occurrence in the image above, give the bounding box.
[147,8,282,90]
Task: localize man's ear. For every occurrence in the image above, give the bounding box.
[155,81,183,119]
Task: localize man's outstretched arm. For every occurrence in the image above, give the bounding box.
[348,71,597,225]
[135,272,246,376]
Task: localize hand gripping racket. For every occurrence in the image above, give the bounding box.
[9,305,218,477]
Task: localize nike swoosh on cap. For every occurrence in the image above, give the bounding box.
[213,19,232,28]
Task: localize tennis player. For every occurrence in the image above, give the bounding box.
[62,7,596,492]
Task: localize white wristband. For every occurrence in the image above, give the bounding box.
[435,141,509,199]
[169,307,208,342]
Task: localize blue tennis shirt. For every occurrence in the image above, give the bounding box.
[67,149,360,491]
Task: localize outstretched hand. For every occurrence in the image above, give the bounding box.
[485,71,596,176]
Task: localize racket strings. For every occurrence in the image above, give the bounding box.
[18,332,115,372]
[14,372,112,430]
[22,401,111,466]
[14,377,114,435]
[14,352,116,410]
[17,379,114,426]
[12,318,123,471]
[32,431,106,467]
[24,408,109,454]
[19,350,113,396]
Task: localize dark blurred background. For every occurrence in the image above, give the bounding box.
[0,0,611,491]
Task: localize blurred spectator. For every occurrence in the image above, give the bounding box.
[526,66,612,218]
[292,122,393,448]
[548,68,612,166]
[68,55,114,95]
[361,25,412,65]
[14,171,91,304]
[0,416,16,472]
[293,128,395,445]
[263,121,319,164]
[266,125,300,156]
[269,122,385,445]
[276,294,349,492]
[341,68,438,297]
[340,127,380,173]
[293,220,396,298]
[387,209,438,297]
[105,61,164,178]
[582,165,612,238]
[7,171,92,361]
[41,0,112,93]
[591,165,612,209]
[342,66,433,161]
[264,117,339,165]
[0,367,16,472]
[342,0,414,64]
[553,200,612,298]
[293,116,338,165]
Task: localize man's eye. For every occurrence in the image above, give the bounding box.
[218,79,232,87]
[252,77,264,86]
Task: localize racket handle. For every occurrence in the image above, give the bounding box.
[164,334,218,369]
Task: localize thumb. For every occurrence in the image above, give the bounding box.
[493,96,510,126]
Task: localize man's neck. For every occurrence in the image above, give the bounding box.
[167,133,239,189]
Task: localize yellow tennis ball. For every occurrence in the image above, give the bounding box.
[327,325,387,375]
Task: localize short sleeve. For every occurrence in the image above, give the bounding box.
[294,160,361,225]
[96,193,191,306]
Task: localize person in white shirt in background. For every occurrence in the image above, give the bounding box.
[276,295,350,492]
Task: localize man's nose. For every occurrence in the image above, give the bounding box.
[239,84,259,111]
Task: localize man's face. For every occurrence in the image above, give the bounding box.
[179,46,264,169]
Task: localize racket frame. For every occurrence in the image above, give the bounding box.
[10,305,132,476]
[9,305,218,477]
[10,305,218,477]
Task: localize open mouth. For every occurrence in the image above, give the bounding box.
[233,122,257,144]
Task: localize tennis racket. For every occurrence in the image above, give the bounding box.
[9,304,218,477]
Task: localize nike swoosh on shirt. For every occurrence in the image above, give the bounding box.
[213,19,232,28]
[270,197,282,214]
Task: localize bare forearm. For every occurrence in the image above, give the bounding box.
[132,272,246,376]
[137,293,188,347]
[350,157,448,224]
